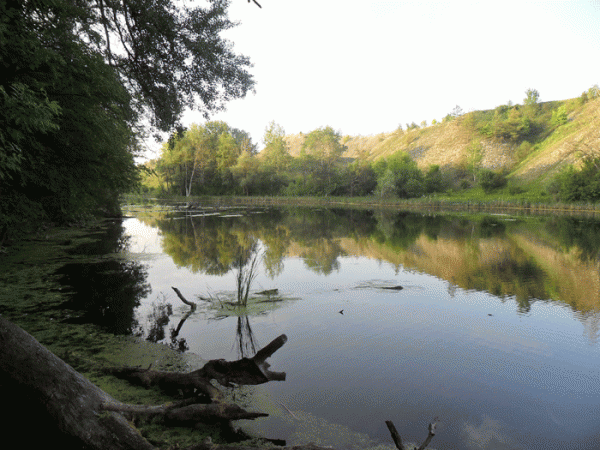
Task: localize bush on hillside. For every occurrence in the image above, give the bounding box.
[478,169,508,193]
[374,152,426,199]
[424,164,446,193]
[552,158,600,202]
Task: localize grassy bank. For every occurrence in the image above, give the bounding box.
[122,192,600,217]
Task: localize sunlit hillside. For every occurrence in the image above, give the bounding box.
[283,94,600,186]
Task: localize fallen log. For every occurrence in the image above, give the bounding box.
[0,317,332,449]
[0,316,154,450]
[103,365,223,400]
[197,334,287,386]
[106,334,288,395]
[0,316,437,450]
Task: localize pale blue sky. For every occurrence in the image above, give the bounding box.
[164,0,600,156]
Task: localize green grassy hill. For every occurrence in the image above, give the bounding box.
[283,94,600,189]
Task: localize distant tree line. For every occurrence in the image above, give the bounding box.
[144,121,449,199]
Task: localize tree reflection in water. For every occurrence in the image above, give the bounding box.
[235,315,257,358]
[141,296,189,352]
[57,259,151,335]
[140,204,600,320]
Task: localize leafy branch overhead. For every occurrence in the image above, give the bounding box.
[91,0,256,131]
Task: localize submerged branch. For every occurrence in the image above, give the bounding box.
[172,286,197,310]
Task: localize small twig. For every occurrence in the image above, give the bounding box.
[385,420,405,450]
[171,287,197,310]
[278,401,299,420]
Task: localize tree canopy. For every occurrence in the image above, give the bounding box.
[0,0,255,242]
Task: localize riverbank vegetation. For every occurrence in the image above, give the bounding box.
[0,0,254,246]
[139,87,600,210]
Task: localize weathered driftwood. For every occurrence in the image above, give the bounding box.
[197,333,287,386]
[417,422,437,450]
[103,365,223,400]
[0,316,437,450]
[386,419,438,450]
[102,401,269,424]
[105,334,287,397]
[386,420,405,450]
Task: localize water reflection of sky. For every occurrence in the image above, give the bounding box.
[121,212,600,450]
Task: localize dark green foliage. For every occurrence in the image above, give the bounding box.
[375,152,425,199]
[552,158,600,202]
[424,164,445,193]
[478,169,508,193]
[1,0,253,241]
[340,161,377,197]
[1,0,139,236]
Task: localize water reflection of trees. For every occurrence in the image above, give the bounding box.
[546,217,600,262]
[141,298,189,352]
[465,245,547,314]
[149,206,600,314]
[57,221,151,334]
[158,214,260,275]
[235,315,257,358]
[58,260,151,334]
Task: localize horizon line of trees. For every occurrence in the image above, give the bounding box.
[143,120,451,199]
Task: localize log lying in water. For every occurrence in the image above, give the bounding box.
[105,334,287,397]
[0,316,436,450]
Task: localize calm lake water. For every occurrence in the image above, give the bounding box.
[44,205,600,449]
